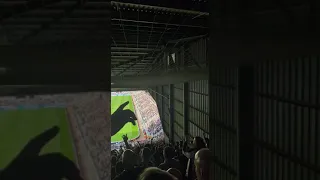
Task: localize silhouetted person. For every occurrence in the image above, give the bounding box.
[139,167,177,180]
[153,146,163,166]
[183,136,206,180]
[202,133,209,148]
[111,101,137,136]
[158,147,181,172]
[141,147,154,167]
[0,126,83,180]
[112,156,117,179]
[113,149,143,180]
[194,148,212,180]
[122,134,132,149]
[115,161,124,174]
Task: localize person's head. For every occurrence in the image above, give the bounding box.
[134,146,141,155]
[122,149,138,169]
[167,168,182,180]
[193,136,206,149]
[111,149,118,156]
[141,147,152,163]
[139,167,177,180]
[163,146,175,160]
[144,144,151,149]
[194,148,212,180]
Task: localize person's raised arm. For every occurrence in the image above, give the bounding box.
[122,134,131,149]
[0,126,83,180]
[19,126,59,158]
[137,141,141,148]
[203,132,210,148]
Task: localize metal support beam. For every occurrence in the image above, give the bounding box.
[183,82,189,138]
[164,52,168,72]
[111,47,158,51]
[110,1,209,16]
[112,18,208,29]
[0,84,110,97]
[116,50,164,76]
[169,84,175,143]
[145,35,208,73]
[158,86,164,135]
[167,34,208,44]
[186,48,202,69]
[111,52,148,55]
[181,46,185,68]
[112,47,163,69]
[238,65,254,180]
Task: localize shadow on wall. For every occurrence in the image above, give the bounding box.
[111,101,137,136]
[0,126,83,180]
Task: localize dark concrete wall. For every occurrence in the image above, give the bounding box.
[0,44,111,86]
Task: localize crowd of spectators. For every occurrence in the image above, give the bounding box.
[111,134,211,180]
[131,91,163,138]
[146,119,163,137]
[111,91,164,150]
[111,92,131,96]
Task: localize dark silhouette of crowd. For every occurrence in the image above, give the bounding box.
[0,125,211,180]
[111,134,212,180]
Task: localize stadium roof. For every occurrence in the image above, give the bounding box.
[110,0,209,76]
[0,0,209,89]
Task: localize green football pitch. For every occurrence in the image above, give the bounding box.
[0,108,75,169]
[111,95,140,143]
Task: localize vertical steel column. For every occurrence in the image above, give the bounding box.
[164,52,168,72]
[161,85,165,128]
[169,84,175,143]
[183,82,189,138]
[238,65,254,180]
[182,46,185,68]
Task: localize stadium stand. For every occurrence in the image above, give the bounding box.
[110,88,211,180]
[111,134,211,180]
[131,91,163,138]
[111,91,164,150]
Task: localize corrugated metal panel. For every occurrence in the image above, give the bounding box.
[209,67,239,180]
[188,80,209,138]
[189,38,208,65]
[174,83,183,102]
[254,57,320,180]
